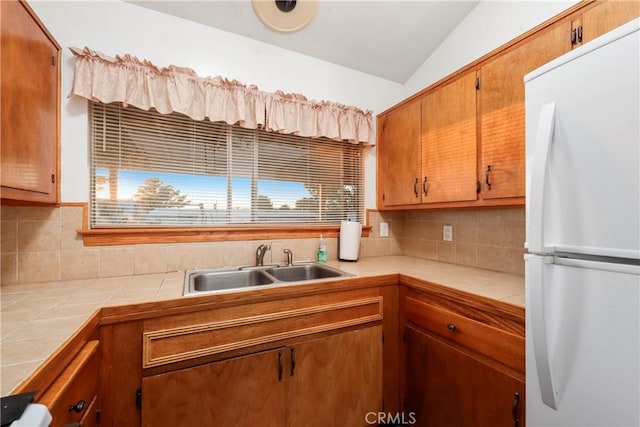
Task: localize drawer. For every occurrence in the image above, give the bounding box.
[405,296,524,373]
[39,341,100,427]
[143,294,383,368]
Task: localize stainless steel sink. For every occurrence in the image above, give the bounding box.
[183,263,352,296]
[188,269,274,293]
[264,264,343,282]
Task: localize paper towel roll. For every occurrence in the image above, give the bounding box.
[339,220,362,261]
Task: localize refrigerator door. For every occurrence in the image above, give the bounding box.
[525,19,640,258]
[526,254,640,426]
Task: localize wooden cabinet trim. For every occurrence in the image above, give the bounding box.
[143,296,383,368]
[100,275,398,325]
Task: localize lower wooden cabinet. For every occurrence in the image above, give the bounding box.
[405,327,524,427]
[142,347,286,427]
[141,326,382,427]
[402,284,525,427]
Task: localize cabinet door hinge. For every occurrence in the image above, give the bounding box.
[135,387,142,409]
[51,174,56,184]
[475,77,481,90]
[571,25,584,45]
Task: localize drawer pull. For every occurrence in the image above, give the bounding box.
[68,399,85,413]
[446,323,457,332]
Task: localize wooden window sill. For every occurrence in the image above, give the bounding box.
[69,203,372,246]
[78,225,371,246]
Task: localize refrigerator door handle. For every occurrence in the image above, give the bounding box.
[527,254,559,409]
[527,102,556,254]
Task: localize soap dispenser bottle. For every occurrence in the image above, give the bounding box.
[317,234,327,263]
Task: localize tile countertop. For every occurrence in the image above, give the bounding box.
[0,255,524,395]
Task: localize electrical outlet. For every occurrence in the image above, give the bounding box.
[380,222,389,237]
[443,225,453,241]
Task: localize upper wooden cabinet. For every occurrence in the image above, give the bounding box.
[377,99,421,207]
[1,0,60,204]
[478,22,571,201]
[422,71,478,204]
[377,0,640,211]
[571,0,640,47]
[377,72,478,208]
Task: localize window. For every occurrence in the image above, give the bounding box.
[89,102,363,229]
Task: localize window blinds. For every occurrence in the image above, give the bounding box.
[89,102,363,228]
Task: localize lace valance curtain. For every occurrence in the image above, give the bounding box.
[69,47,374,145]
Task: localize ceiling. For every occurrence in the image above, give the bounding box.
[128,1,479,84]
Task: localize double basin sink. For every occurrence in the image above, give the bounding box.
[183,263,353,296]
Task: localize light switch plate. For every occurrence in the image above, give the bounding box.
[443,225,453,241]
[380,222,389,237]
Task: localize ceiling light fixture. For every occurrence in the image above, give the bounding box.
[252,0,319,33]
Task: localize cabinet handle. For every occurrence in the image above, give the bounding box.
[446,323,457,332]
[422,177,428,196]
[512,392,520,427]
[68,399,85,413]
[485,165,492,190]
[278,351,283,381]
[290,348,296,377]
[413,178,419,198]
[571,28,577,45]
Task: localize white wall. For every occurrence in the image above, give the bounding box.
[29,0,404,207]
[404,0,580,97]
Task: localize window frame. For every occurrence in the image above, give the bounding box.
[80,102,370,245]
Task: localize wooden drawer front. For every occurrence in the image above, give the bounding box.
[143,296,383,368]
[39,341,100,427]
[405,296,524,373]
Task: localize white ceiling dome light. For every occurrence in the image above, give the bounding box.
[252,0,319,33]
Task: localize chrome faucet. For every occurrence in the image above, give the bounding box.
[255,244,271,266]
[283,249,293,266]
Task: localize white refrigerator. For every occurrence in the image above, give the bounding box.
[524,18,640,427]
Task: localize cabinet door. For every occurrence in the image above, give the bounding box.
[405,327,524,427]
[479,22,570,200]
[377,100,422,207]
[142,348,286,427]
[0,0,59,203]
[575,0,640,47]
[287,326,383,427]
[421,72,477,204]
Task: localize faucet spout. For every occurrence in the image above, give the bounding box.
[283,249,293,266]
[255,244,271,266]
